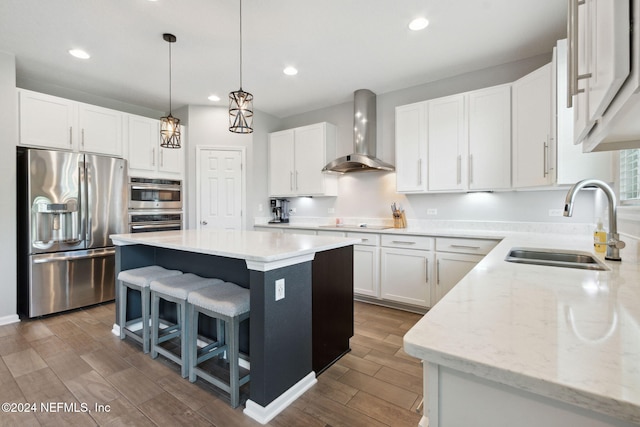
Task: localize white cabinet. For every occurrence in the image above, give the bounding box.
[569,0,639,151]
[18,89,123,156]
[468,85,512,190]
[347,232,380,298]
[18,89,75,150]
[555,40,613,184]
[77,103,123,156]
[512,63,554,188]
[268,122,338,197]
[427,95,466,192]
[395,102,427,192]
[432,237,498,306]
[127,114,183,178]
[396,85,511,193]
[380,234,434,308]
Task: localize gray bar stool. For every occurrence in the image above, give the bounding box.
[117,265,182,353]
[187,282,250,408]
[150,273,223,378]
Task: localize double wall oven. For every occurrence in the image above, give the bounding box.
[128,177,183,233]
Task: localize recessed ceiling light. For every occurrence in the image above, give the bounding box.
[208,94,221,102]
[283,66,298,76]
[68,49,90,59]
[409,17,429,31]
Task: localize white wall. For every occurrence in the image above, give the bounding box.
[268,53,602,225]
[180,105,279,229]
[0,51,18,322]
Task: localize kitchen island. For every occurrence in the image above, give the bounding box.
[404,232,640,427]
[110,229,360,424]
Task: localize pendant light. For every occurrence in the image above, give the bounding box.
[229,0,254,134]
[160,33,181,148]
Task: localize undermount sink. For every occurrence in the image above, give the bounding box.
[505,247,609,271]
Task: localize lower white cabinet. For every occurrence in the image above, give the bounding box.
[433,237,498,305]
[347,232,380,298]
[434,252,483,304]
[380,235,434,308]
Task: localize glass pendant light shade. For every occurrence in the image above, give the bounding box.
[160,33,181,148]
[160,114,181,148]
[229,88,253,134]
[229,0,253,134]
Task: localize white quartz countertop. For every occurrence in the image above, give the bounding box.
[403,232,640,424]
[110,229,360,263]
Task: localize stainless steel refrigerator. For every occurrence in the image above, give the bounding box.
[17,147,127,318]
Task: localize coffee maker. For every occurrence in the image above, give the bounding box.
[268,198,290,223]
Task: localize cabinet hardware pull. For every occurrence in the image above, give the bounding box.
[457,155,462,185]
[425,258,429,283]
[391,241,416,245]
[566,0,592,108]
[81,128,85,148]
[436,259,440,284]
[450,244,480,250]
[296,170,299,190]
[543,139,549,177]
[152,148,155,166]
[469,154,474,185]
[290,171,293,191]
[418,159,422,186]
[160,149,164,167]
[69,127,73,146]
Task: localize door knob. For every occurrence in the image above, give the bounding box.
[201,220,208,225]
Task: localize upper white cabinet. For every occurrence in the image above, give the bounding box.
[512,63,554,188]
[569,0,640,152]
[268,122,338,197]
[18,89,123,156]
[77,103,123,156]
[468,85,512,190]
[127,114,183,178]
[395,84,511,193]
[427,94,466,192]
[18,89,75,151]
[395,103,427,192]
[555,39,613,184]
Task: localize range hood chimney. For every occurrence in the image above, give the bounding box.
[322,89,395,173]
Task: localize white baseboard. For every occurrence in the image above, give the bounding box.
[111,323,120,336]
[0,314,20,326]
[243,371,317,424]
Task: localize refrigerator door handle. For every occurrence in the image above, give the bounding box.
[78,161,87,246]
[32,248,115,264]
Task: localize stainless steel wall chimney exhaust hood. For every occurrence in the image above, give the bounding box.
[322,89,395,173]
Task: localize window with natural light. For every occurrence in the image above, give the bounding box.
[620,149,640,202]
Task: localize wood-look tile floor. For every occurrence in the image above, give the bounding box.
[0,301,423,426]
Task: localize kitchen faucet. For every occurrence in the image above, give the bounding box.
[563,179,625,261]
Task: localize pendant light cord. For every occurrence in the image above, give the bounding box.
[168,39,173,115]
[239,0,243,90]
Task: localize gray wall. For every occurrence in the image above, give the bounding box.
[0,51,17,321]
[266,53,603,225]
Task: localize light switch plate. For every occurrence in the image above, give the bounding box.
[427,208,438,215]
[275,279,285,301]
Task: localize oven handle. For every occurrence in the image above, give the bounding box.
[131,223,182,230]
[130,185,181,191]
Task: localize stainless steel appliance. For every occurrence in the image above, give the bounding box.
[268,198,289,223]
[128,177,182,210]
[128,211,182,233]
[17,147,128,318]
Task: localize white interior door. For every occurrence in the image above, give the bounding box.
[198,148,243,230]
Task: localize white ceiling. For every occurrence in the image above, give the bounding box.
[0,0,566,118]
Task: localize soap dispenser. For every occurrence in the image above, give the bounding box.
[594,218,606,254]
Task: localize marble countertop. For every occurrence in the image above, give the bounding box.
[110,229,360,264]
[403,232,640,424]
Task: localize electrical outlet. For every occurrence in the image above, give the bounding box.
[328,207,335,214]
[427,208,438,215]
[275,279,285,301]
[289,207,296,214]
[258,203,263,212]
[548,209,563,217]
